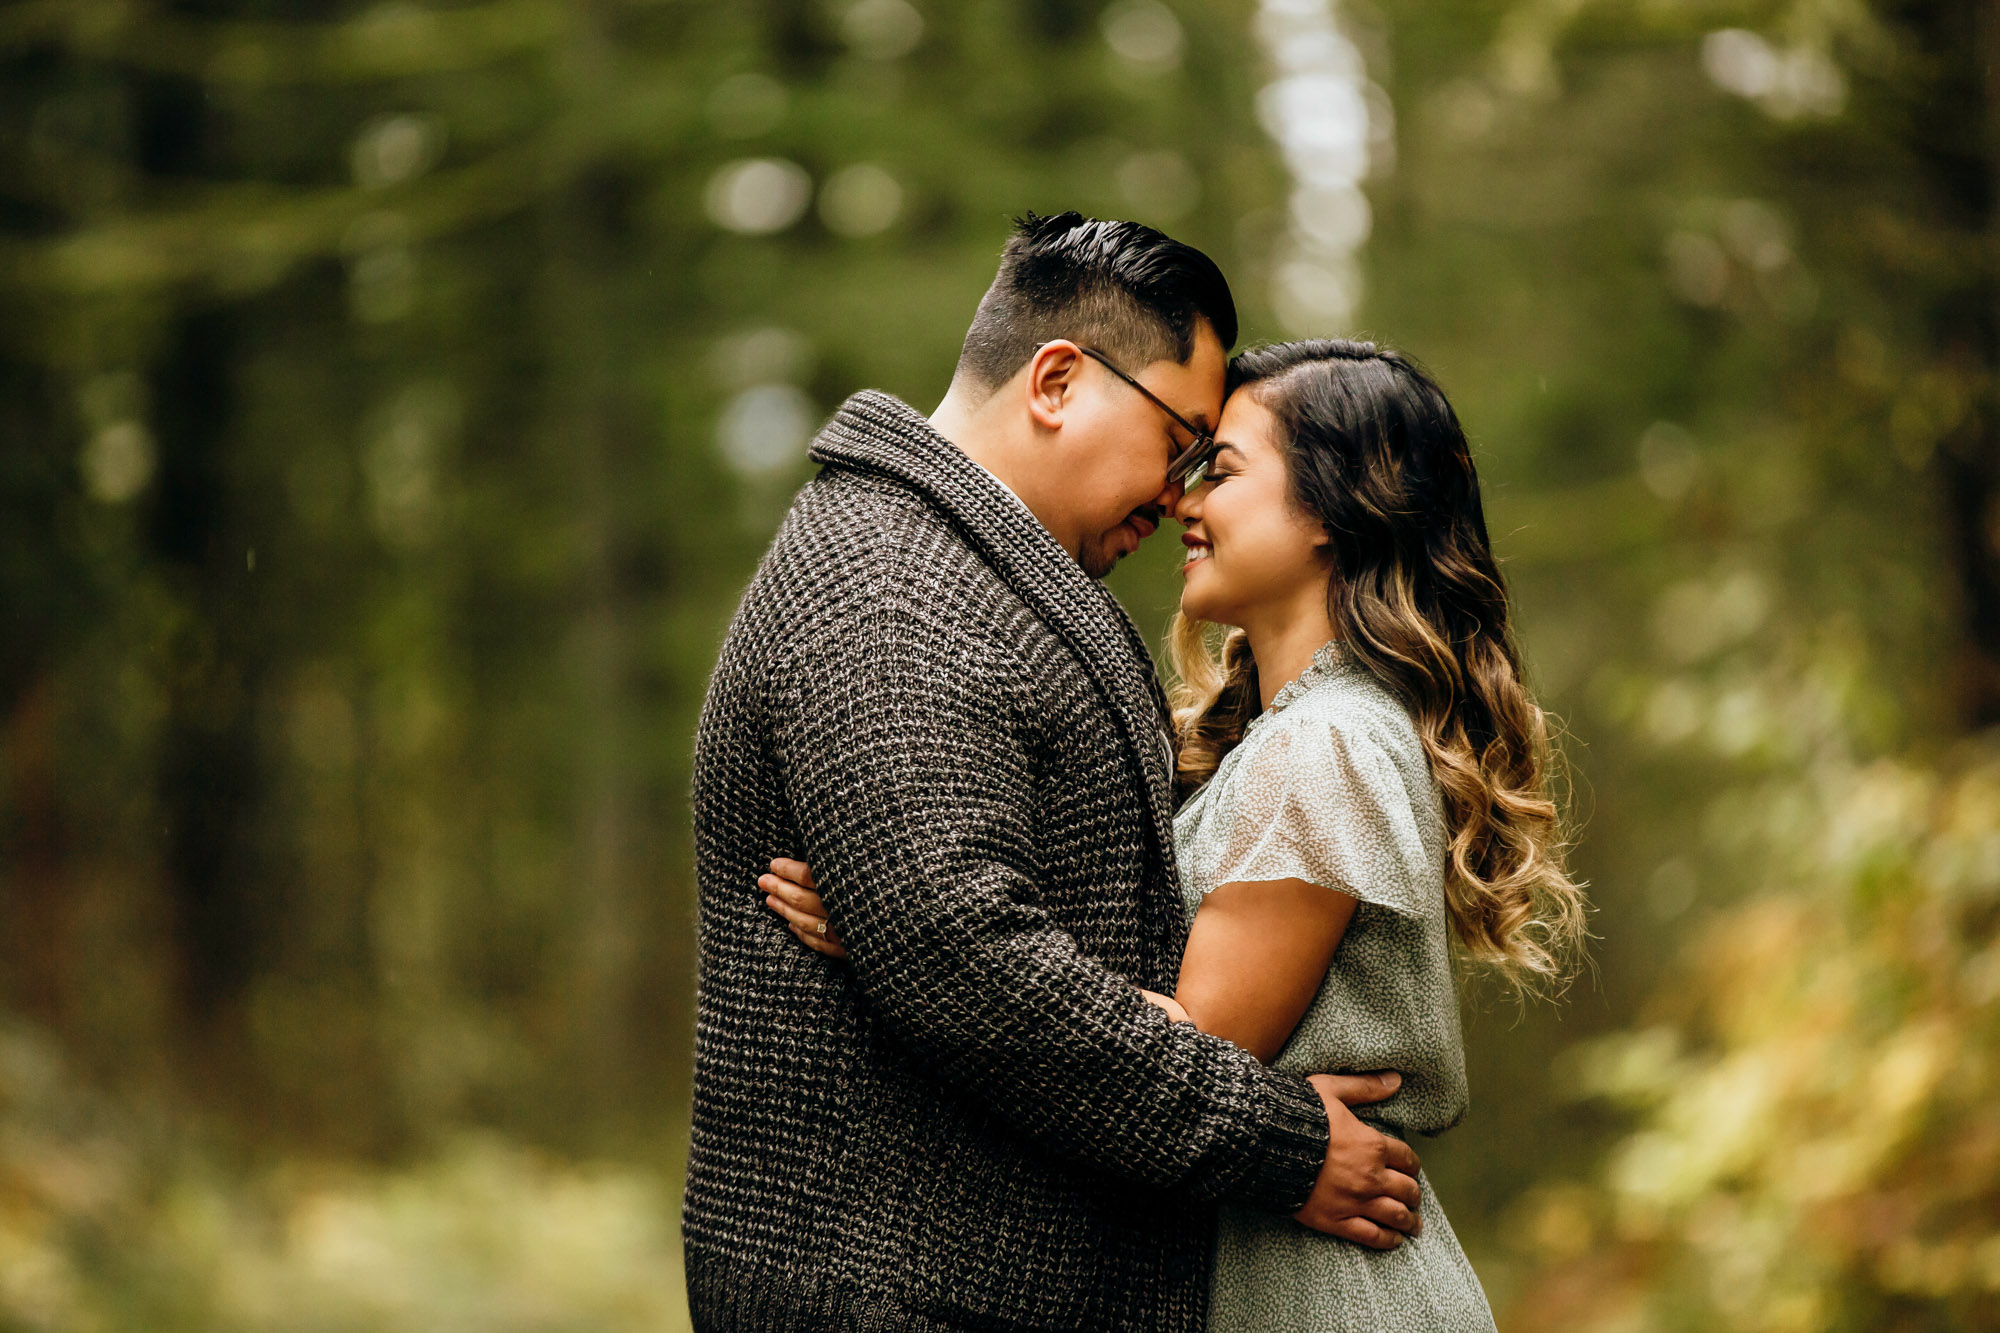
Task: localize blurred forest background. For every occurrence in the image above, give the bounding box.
[2,0,1997,1329]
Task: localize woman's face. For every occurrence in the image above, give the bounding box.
[1174,389,1331,627]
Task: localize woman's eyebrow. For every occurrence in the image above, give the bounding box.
[1212,441,1244,461]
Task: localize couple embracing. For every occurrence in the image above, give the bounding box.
[686,211,1585,1333]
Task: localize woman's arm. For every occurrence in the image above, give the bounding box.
[1137,988,1190,1024]
[1174,879,1358,1063]
[765,862,1356,1064]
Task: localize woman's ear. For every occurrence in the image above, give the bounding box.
[1024,340,1083,433]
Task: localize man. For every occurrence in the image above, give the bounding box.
[686,212,1421,1333]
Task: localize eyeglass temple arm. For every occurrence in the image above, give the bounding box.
[1076,346,1215,468]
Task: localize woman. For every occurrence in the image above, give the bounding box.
[760,339,1587,1330]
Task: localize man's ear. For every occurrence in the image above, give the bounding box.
[1024,341,1084,433]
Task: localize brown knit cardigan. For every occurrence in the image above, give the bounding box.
[684,392,1329,1332]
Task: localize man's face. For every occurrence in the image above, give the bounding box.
[1059,324,1227,579]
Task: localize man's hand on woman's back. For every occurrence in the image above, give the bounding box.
[1294,1072,1424,1249]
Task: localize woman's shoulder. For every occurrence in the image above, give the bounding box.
[1273,661,1427,771]
[1197,655,1448,916]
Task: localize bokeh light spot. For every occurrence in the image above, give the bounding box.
[1101,0,1185,73]
[705,158,813,235]
[81,421,154,504]
[717,384,816,477]
[1703,29,1845,119]
[819,164,904,238]
[350,114,446,191]
[841,0,925,61]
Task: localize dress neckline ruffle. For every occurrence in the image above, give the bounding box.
[1247,640,1353,735]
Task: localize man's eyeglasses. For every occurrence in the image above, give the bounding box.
[1075,346,1219,488]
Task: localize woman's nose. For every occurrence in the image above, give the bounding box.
[1173,484,1202,522]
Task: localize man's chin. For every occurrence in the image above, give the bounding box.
[1081,520,1148,578]
[1081,531,1138,579]
[1080,547,1120,580]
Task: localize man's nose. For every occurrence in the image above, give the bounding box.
[1152,474,1186,514]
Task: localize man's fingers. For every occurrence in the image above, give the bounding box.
[768,857,816,889]
[1327,1217,1402,1251]
[1361,1195,1421,1237]
[1376,1164,1423,1212]
[1382,1136,1422,1179]
[1314,1070,1403,1107]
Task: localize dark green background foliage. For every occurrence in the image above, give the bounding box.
[2,1,1994,1329]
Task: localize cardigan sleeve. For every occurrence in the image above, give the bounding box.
[769,608,1330,1213]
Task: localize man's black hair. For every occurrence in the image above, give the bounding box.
[954,211,1238,396]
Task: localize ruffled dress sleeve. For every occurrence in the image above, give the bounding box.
[1202,710,1440,920]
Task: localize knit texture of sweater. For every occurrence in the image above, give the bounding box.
[684,392,1331,1333]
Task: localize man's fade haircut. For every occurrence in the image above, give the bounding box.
[954,211,1238,398]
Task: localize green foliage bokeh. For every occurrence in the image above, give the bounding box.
[2,0,1995,1330]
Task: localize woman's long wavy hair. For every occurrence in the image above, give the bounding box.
[1169,339,1587,993]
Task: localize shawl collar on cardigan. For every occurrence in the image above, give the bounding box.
[809,390,1184,906]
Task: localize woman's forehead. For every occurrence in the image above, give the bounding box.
[1215,390,1279,452]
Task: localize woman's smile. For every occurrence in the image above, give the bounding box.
[1172,393,1331,626]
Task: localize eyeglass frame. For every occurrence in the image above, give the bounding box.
[1070,345,1221,488]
